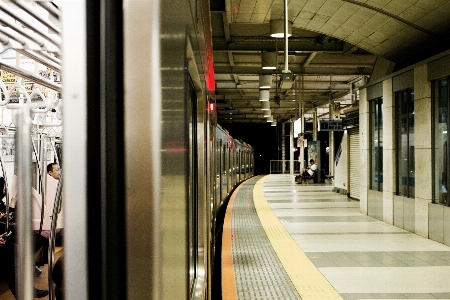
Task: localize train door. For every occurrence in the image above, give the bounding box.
[217,141,222,204]
[220,144,228,201]
[238,150,245,181]
[226,146,231,194]
[236,149,243,182]
[231,147,235,188]
[233,148,237,186]
[188,78,198,298]
[244,151,247,179]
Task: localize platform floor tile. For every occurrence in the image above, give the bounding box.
[224,175,450,300]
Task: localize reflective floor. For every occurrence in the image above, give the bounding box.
[222,174,450,300]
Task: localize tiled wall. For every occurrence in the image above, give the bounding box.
[360,51,450,244]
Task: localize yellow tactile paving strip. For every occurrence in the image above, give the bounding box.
[222,183,242,300]
[253,175,343,300]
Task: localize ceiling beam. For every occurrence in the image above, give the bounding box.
[213,65,372,75]
[212,38,344,52]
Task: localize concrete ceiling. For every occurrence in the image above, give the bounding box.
[211,0,450,125]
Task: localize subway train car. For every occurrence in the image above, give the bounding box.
[0,0,254,299]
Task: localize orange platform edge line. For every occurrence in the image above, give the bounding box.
[221,183,245,300]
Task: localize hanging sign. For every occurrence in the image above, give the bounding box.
[318,120,343,131]
[333,102,341,119]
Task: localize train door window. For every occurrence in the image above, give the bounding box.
[222,144,226,200]
[227,146,231,192]
[188,77,198,295]
[236,150,241,182]
[216,141,221,205]
[433,78,449,206]
[239,150,243,180]
[396,89,415,198]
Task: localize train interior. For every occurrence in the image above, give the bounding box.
[1,0,450,299]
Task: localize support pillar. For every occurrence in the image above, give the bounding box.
[282,122,286,173]
[312,108,317,141]
[290,121,294,175]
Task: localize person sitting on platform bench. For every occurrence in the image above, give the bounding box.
[297,159,317,184]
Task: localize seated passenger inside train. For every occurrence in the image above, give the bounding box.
[47,162,60,180]
[0,177,49,298]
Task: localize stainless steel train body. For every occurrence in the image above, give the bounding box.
[0,0,253,299]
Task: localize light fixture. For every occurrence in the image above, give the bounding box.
[259,89,270,101]
[259,75,272,88]
[263,109,271,117]
[262,52,277,69]
[267,116,274,122]
[271,120,277,126]
[261,101,270,110]
[270,20,292,38]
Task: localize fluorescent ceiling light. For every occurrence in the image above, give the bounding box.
[270,20,292,38]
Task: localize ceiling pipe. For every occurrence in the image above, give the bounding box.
[11,0,61,34]
[36,1,60,21]
[261,101,270,110]
[0,2,61,48]
[283,0,290,74]
[259,89,270,101]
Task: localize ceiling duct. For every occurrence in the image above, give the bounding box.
[263,109,271,117]
[281,0,292,77]
[267,116,274,122]
[270,20,292,38]
[259,75,272,88]
[259,89,270,101]
[261,101,270,110]
[261,52,277,69]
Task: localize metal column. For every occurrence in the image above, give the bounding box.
[290,121,294,175]
[329,131,335,175]
[282,122,286,173]
[313,108,317,141]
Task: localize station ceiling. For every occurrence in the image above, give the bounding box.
[210,0,450,126]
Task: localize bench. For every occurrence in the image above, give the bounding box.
[322,169,334,179]
[295,170,317,184]
[322,169,334,184]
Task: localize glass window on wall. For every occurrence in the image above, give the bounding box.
[370,97,383,191]
[433,79,449,206]
[396,89,415,198]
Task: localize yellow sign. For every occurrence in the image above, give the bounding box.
[1,70,16,84]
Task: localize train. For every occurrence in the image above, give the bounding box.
[0,0,254,299]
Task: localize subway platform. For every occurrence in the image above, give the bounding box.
[221,175,450,300]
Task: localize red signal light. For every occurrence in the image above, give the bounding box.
[209,101,215,112]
